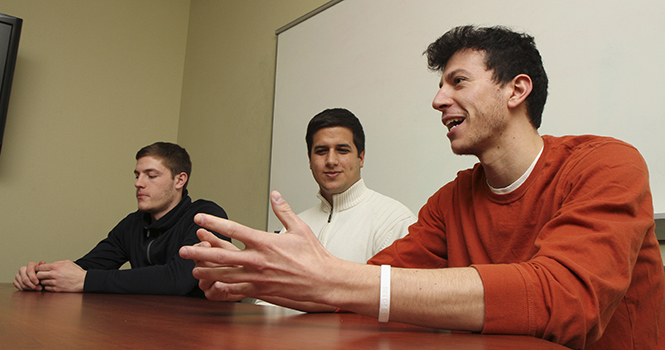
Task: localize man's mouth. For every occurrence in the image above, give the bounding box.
[444,117,465,131]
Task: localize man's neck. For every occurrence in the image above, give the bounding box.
[151,193,184,222]
[321,178,362,207]
[478,126,543,189]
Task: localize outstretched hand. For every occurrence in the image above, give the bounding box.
[179,191,339,303]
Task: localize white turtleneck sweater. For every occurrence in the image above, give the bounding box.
[292,179,417,263]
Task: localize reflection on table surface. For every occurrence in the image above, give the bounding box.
[0,283,567,349]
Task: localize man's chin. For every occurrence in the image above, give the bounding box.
[449,143,475,156]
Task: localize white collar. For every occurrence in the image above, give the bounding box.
[317,178,369,211]
[488,145,544,195]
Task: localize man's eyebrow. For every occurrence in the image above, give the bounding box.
[314,143,352,148]
[443,68,471,83]
[135,168,161,174]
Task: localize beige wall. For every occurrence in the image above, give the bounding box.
[179,0,328,236]
[0,0,329,283]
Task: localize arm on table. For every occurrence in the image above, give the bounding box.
[77,203,228,296]
[14,260,86,293]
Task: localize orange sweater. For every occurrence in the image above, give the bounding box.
[369,135,664,349]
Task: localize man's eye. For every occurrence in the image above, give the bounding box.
[454,77,465,84]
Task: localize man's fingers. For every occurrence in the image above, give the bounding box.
[15,272,39,291]
[182,230,243,267]
[192,266,257,288]
[193,240,212,248]
[35,270,52,280]
[180,243,247,267]
[195,229,217,247]
[22,276,40,290]
[13,279,23,291]
[200,280,249,301]
[199,277,214,291]
[35,262,54,272]
[204,281,229,301]
[24,262,40,282]
[218,239,239,250]
[196,229,240,251]
[18,263,42,289]
[270,191,304,233]
[194,214,263,247]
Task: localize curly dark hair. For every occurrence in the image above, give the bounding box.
[425,25,548,128]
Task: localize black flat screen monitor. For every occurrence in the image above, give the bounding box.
[0,13,22,155]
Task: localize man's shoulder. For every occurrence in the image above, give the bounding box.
[543,134,645,167]
[544,134,638,153]
[360,188,416,219]
[188,199,231,241]
[188,198,228,219]
[115,209,145,226]
[366,188,411,209]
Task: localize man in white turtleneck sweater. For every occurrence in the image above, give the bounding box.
[288,108,416,264]
[249,108,416,308]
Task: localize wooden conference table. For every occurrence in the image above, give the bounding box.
[0,284,567,349]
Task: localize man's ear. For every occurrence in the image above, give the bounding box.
[358,150,365,168]
[507,74,533,110]
[174,172,188,190]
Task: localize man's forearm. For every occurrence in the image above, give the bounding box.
[321,262,485,331]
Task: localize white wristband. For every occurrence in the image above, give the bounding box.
[378,264,391,323]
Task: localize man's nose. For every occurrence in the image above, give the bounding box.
[432,85,453,111]
[134,175,144,188]
[326,152,339,166]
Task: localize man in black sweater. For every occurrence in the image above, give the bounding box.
[13,142,229,297]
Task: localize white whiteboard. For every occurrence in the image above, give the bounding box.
[268,0,665,232]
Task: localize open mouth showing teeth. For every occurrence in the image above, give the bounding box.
[444,118,464,131]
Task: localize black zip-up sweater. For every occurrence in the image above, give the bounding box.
[75,193,229,297]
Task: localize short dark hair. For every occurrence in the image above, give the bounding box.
[306,108,365,159]
[136,142,192,191]
[425,25,548,128]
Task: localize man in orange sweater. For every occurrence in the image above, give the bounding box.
[180,26,665,349]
